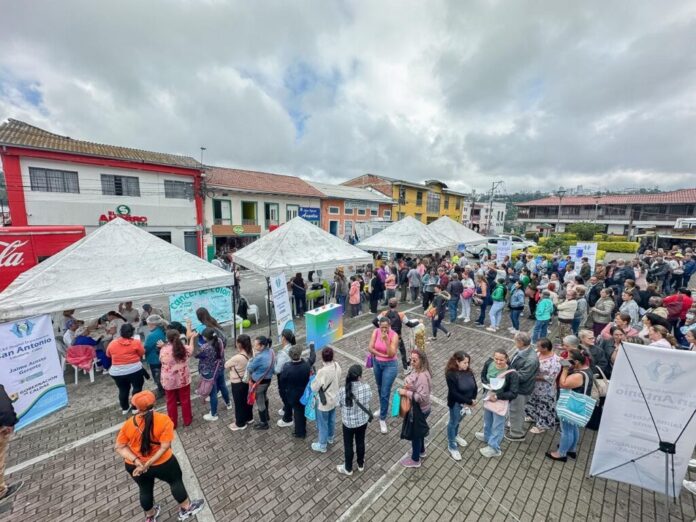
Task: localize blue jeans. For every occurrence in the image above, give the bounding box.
[476,300,489,325]
[532,320,549,342]
[571,318,581,335]
[412,410,431,461]
[559,419,579,456]
[432,312,449,337]
[373,359,398,420]
[510,309,522,331]
[337,294,347,312]
[316,408,336,449]
[448,300,459,322]
[483,408,506,452]
[489,301,505,328]
[447,405,463,450]
[208,370,230,416]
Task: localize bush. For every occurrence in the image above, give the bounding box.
[567,222,603,241]
[598,241,639,253]
[604,235,628,242]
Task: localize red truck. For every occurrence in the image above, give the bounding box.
[0,226,86,291]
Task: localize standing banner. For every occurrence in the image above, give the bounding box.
[496,239,512,261]
[590,342,696,496]
[270,272,294,339]
[576,242,598,273]
[169,287,233,332]
[0,314,68,431]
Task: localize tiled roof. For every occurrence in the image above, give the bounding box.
[0,119,200,169]
[309,181,394,203]
[206,167,324,198]
[516,189,696,207]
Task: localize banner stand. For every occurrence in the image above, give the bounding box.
[590,343,696,515]
[232,261,237,350]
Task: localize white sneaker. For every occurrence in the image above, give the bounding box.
[456,436,468,448]
[228,423,246,431]
[507,327,515,332]
[690,459,696,469]
[278,408,285,416]
[449,448,462,461]
[203,413,218,422]
[277,419,293,428]
[337,464,353,476]
[480,446,502,458]
[226,402,233,410]
[121,409,131,415]
[475,432,486,443]
[684,480,696,495]
[373,410,381,417]
[205,396,210,402]
[463,318,471,323]
[379,420,388,434]
[486,326,497,332]
[357,464,365,472]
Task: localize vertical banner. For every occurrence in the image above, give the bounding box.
[169,287,233,332]
[576,242,598,273]
[0,314,68,431]
[496,239,512,261]
[270,272,294,339]
[590,343,696,496]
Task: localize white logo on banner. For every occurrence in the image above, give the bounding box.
[0,240,28,268]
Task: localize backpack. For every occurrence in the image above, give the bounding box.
[666,295,683,320]
[385,309,403,335]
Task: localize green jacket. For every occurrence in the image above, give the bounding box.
[491,284,506,302]
[535,298,554,321]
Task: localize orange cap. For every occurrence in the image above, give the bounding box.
[131,390,156,411]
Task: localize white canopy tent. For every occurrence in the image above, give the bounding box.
[356,216,457,255]
[427,216,486,244]
[233,216,373,278]
[0,218,234,322]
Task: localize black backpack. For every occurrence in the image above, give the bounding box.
[371,309,403,335]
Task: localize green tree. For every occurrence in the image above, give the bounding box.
[567,222,603,241]
[540,235,567,254]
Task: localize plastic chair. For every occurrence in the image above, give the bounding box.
[65,345,97,384]
[248,304,259,324]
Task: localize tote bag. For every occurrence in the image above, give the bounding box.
[390,389,401,417]
[556,372,596,428]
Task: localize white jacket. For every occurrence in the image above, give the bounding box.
[311,361,342,411]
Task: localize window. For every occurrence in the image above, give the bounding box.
[241,201,257,225]
[444,196,449,210]
[213,199,232,225]
[416,191,423,206]
[426,193,441,213]
[286,204,299,221]
[383,210,391,219]
[561,206,581,215]
[398,188,406,205]
[603,206,626,216]
[101,174,140,196]
[344,220,353,237]
[344,207,353,215]
[455,198,461,210]
[164,179,194,199]
[264,203,279,229]
[328,206,340,215]
[357,208,366,216]
[150,231,172,243]
[370,208,378,216]
[415,213,423,221]
[29,167,79,193]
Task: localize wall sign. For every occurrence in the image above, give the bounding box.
[99,205,148,227]
[299,207,320,221]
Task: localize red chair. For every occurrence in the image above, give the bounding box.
[66,345,97,384]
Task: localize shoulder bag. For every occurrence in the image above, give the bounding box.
[247,351,275,406]
[556,372,597,428]
[591,366,609,400]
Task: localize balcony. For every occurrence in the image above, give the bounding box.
[242,218,257,226]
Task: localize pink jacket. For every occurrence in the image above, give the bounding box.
[349,280,361,305]
[404,370,432,414]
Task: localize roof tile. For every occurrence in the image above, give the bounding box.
[516,189,696,207]
[206,167,324,198]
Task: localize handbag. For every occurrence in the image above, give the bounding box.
[300,375,316,406]
[390,389,401,417]
[196,361,220,398]
[425,305,437,319]
[399,394,411,418]
[472,296,483,306]
[247,351,275,406]
[592,366,609,399]
[556,373,597,428]
[462,287,475,300]
[364,353,373,369]
[305,395,317,421]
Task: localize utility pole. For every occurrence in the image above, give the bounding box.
[556,189,567,231]
[487,181,503,234]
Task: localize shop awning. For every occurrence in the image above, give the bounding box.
[356,216,457,255]
[232,216,373,278]
[0,218,234,322]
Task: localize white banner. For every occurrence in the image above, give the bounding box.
[496,239,512,261]
[270,272,294,340]
[590,342,696,496]
[0,314,68,430]
[576,242,598,274]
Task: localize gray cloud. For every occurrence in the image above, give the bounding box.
[1,0,695,194]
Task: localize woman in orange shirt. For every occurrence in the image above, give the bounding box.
[106,324,146,415]
[115,391,204,522]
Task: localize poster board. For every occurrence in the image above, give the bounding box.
[270,272,294,339]
[590,342,696,496]
[169,287,233,332]
[496,239,512,261]
[576,242,598,274]
[0,314,68,430]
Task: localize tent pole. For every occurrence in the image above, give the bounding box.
[267,276,273,338]
[232,262,237,348]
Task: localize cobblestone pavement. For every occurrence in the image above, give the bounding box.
[2,302,696,521]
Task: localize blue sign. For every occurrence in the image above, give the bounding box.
[169,287,233,332]
[299,207,320,221]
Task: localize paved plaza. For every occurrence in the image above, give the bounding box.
[2,303,696,522]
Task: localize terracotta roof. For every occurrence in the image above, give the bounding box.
[0,119,200,169]
[309,181,394,203]
[206,167,324,198]
[516,189,696,207]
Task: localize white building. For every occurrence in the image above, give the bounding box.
[462,200,507,235]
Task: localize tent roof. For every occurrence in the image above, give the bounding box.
[427,216,486,244]
[0,218,234,322]
[356,216,457,255]
[233,217,373,277]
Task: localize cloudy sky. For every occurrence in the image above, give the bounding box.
[1,0,695,194]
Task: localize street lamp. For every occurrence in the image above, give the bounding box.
[556,189,566,231]
[594,193,601,222]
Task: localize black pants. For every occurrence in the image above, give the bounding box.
[291,399,306,437]
[149,363,165,398]
[422,291,434,311]
[370,296,380,314]
[397,336,408,370]
[528,297,537,318]
[126,456,188,512]
[230,382,254,427]
[112,370,145,411]
[343,423,367,472]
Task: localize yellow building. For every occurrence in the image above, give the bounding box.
[342,175,466,224]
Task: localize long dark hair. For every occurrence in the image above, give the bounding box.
[202,327,223,359]
[139,408,155,455]
[236,334,252,357]
[445,351,471,376]
[108,311,127,322]
[345,364,362,407]
[281,329,296,345]
[196,307,222,329]
[255,336,272,350]
[167,329,187,362]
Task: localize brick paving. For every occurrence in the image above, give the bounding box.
[2,303,696,521]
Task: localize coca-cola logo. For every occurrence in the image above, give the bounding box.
[0,240,28,268]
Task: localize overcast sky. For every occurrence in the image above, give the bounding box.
[1,0,695,194]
